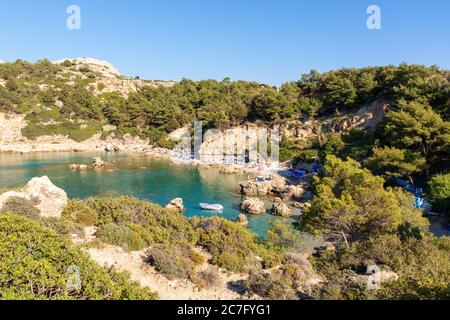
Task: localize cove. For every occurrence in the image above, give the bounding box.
[0,152,282,236]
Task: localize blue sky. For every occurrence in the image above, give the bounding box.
[0,0,449,85]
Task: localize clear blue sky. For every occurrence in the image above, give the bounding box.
[0,0,449,85]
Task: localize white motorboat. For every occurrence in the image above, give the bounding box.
[199,203,224,211]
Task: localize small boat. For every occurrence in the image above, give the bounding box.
[199,203,224,211]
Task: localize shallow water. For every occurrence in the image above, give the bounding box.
[0,152,286,236]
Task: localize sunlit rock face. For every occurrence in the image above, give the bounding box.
[0,176,67,218]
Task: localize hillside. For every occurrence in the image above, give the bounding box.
[0,58,448,174]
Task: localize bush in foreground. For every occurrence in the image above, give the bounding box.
[0,212,157,300]
[192,217,282,273]
[245,272,297,300]
[145,243,204,280]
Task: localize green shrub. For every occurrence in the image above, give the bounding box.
[0,212,157,300]
[40,217,85,238]
[63,200,98,226]
[245,272,297,300]
[295,149,319,164]
[281,253,316,285]
[267,220,303,251]
[0,196,40,219]
[192,269,221,290]
[85,196,198,246]
[96,223,146,251]
[279,138,302,162]
[319,133,345,159]
[193,217,276,272]
[215,251,246,273]
[97,83,106,91]
[311,234,450,300]
[146,244,202,280]
[428,173,450,217]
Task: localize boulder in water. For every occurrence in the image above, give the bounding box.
[283,185,305,199]
[240,197,266,215]
[236,213,249,225]
[165,198,184,212]
[271,202,291,217]
[69,164,88,170]
[239,174,287,196]
[93,157,105,168]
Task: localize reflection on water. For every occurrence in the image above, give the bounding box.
[0,152,284,236]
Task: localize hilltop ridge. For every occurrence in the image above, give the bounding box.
[53,57,121,78]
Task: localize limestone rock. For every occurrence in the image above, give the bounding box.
[54,100,64,108]
[54,57,120,78]
[0,191,32,212]
[236,213,249,225]
[240,197,266,215]
[271,175,287,194]
[284,185,305,199]
[239,180,271,196]
[105,143,117,152]
[335,100,389,133]
[219,166,242,174]
[239,174,287,196]
[271,202,292,217]
[102,125,117,132]
[93,157,105,167]
[0,113,27,144]
[292,201,303,209]
[165,198,184,212]
[69,164,88,170]
[0,176,69,218]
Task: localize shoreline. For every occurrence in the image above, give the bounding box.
[0,142,287,176]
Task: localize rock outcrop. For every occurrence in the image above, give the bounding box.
[0,176,67,218]
[69,164,88,170]
[219,166,243,174]
[271,203,292,217]
[53,58,175,98]
[92,157,105,168]
[0,113,27,144]
[240,197,266,215]
[0,113,153,153]
[165,198,184,212]
[236,214,249,225]
[335,100,389,133]
[54,57,121,78]
[100,133,151,153]
[283,185,305,199]
[239,175,287,196]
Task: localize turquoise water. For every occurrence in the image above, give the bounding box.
[0,152,282,236]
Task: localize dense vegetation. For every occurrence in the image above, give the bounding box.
[0,212,157,300]
[61,197,282,274]
[1,60,448,145]
[302,156,450,300]
[302,156,429,244]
